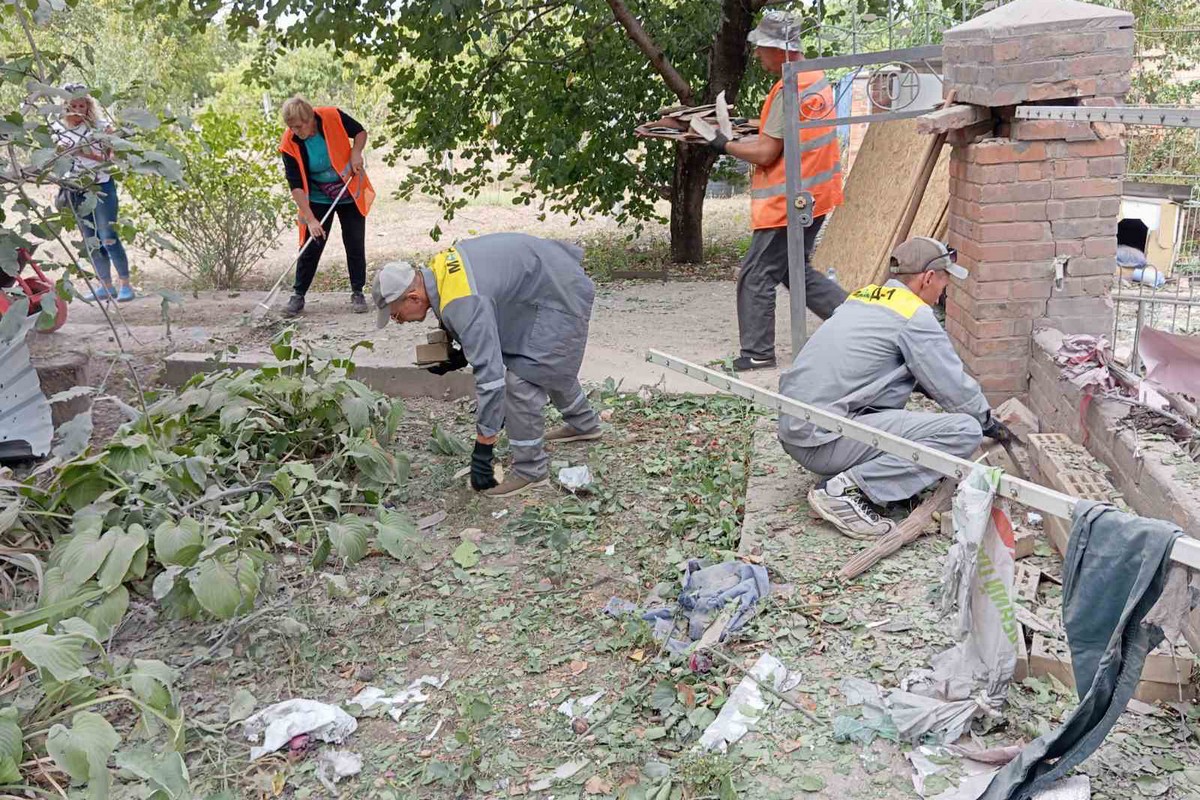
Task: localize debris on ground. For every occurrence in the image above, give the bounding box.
[242,699,358,760]
[316,750,363,792]
[349,674,449,721]
[557,464,594,493]
[698,652,796,753]
[606,559,770,652]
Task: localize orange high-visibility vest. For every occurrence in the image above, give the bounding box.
[750,72,843,230]
[279,106,376,243]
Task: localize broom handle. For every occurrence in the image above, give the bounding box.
[256,171,354,311]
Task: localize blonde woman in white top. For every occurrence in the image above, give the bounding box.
[52,84,133,302]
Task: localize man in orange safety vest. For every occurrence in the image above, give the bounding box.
[704,11,846,371]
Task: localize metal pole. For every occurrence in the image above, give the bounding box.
[782,59,808,361]
[644,348,1200,571]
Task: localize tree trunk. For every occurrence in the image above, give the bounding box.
[667,0,757,263]
[670,143,715,264]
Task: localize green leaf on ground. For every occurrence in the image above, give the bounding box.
[228,689,257,723]
[328,517,370,564]
[797,774,826,792]
[191,554,259,620]
[46,711,120,794]
[452,541,481,569]
[115,749,190,798]
[0,707,23,784]
[8,625,90,682]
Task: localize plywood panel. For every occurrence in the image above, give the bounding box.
[811,119,950,294]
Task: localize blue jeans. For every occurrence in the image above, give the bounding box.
[71,179,129,284]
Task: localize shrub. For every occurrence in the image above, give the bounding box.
[127,109,289,290]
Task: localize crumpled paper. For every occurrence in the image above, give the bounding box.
[349,674,448,721]
[557,690,604,719]
[698,653,795,753]
[316,750,362,792]
[557,465,593,492]
[242,699,358,760]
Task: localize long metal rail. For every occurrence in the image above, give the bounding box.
[1014,105,1200,129]
[646,349,1200,571]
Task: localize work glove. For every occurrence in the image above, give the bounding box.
[704,132,730,155]
[426,342,469,376]
[470,441,498,491]
[982,412,1015,444]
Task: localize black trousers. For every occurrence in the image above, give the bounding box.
[293,202,367,296]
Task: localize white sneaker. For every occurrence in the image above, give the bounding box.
[808,485,896,540]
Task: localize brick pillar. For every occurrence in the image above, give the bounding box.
[940,0,1134,402]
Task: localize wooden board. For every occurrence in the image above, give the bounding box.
[811,119,951,294]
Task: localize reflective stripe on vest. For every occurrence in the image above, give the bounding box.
[749,74,844,230]
[279,106,377,244]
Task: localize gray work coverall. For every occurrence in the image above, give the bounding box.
[426,233,601,480]
[777,279,989,504]
[737,220,848,361]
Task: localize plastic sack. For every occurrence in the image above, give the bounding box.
[926,466,1018,704]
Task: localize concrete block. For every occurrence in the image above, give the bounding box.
[414,342,450,365]
[33,351,91,428]
[163,351,476,400]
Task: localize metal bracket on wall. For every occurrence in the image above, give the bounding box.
[644,348,1200,571]
[1014,105,1200,129]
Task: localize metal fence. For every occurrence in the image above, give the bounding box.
[1111,183,1200,370]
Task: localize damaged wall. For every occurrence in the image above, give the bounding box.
[938,0,1135,402]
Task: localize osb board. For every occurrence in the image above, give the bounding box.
[811,119,950,294]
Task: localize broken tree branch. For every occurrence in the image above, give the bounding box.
[838,479,956,581]
[605,0,695,105]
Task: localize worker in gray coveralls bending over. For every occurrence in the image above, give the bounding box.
[372,233,603,498]
[777,238,1013,539]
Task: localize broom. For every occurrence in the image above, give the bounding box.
[252,170,354,321]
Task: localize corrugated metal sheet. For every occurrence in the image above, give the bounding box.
[0,314,53,457]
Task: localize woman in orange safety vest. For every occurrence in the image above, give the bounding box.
[279,95,376,317]
[704,11,846,372]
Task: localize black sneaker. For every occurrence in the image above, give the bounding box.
[350,291,368,313]
[283,294,305,317]
[733,356,776,371]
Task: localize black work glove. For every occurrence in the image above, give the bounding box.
[982,412,1015,444]
[426,342,469,376]
[705,132,730,155]
[470,441,498,491]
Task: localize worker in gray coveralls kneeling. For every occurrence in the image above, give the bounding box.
[778,237,1013,539]
[372,233,603,498]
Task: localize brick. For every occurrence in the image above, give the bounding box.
[979,182,1053,203]
[1088,157,1126,178]
[1027,77,1098,101]
[961,162,1021,184]
[1010,279,1056,300]
[1051,218,1116,239]
[1046,314,1115,336]
[952,292,1049,321]
[1082,96,1118,108]
[977,372,1031,394]
[976,221,1051,243]
[1084,237,1117,257]
[1093,121,1124,139]
[1012,119,1097,142]
[1052,178,1121,199]
[1051,159,1090,180]
[1047,138,1125,158]
[968,336,1031,359]
[996,397,1040,443]
[1055,276,1112,297]
[970,139,1048,165]
[1046,296,1113,317]
[1104,28,1136,51]
[994,40,1021,62]
[1096,75,1132,95]
[1065,256,1115,276]
[971,261,1054,283]
[1018,162,1050,182]
[1056,240,1084,257]
[1022,31,1107,60]
[1067,53,1133,79]
[1047,198,1112,219]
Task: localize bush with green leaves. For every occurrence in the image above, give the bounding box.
[125,108,290,290]
[2,333,421,796]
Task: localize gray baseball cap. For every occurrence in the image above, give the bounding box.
[371,261,417,329]
[889,237,969,280]
[748,10,804,51]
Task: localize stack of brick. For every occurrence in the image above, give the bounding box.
[939,0,1134,401]
[942,0,1134,106]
